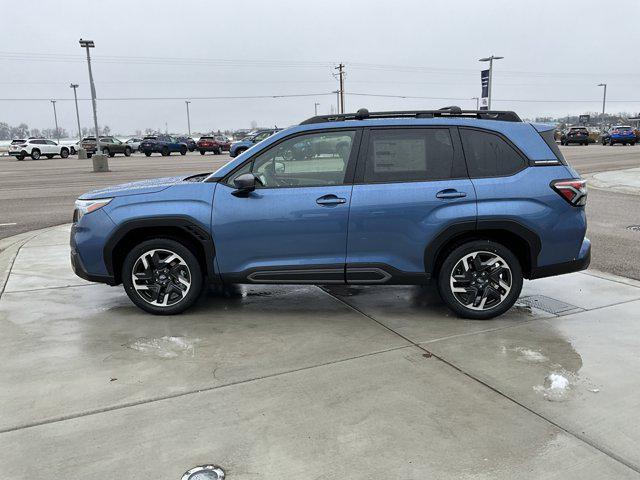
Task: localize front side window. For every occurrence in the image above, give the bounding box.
[228,130,355,188]
[460,129,526,177]
[252,131,272,143]
[363,128,457,183]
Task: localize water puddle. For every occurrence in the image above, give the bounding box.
[126,335,201,358]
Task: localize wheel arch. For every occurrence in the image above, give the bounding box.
[104,217,215,285]
[425,220,541,280]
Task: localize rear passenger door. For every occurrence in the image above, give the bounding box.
[346,127,476,283]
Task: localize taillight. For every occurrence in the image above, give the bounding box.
[552,179,587,206]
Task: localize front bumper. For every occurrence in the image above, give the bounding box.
[529,238,591,279]
[70,212,117,285]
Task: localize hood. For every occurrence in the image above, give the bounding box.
[79,176,185,200]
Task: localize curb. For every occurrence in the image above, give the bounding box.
[585,168,640,197]
[0,225,67,298]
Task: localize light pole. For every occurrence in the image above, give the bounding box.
[598,83,607,132]
[70,84,82,142]
[471,97,480,110]
[50,100,60,142]
[79,38,107,171]
[314,102,320,116]
[479,55,504,110]
[185,100,191,136]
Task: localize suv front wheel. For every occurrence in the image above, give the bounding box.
[438,240,523,320]
[122,239,203,315]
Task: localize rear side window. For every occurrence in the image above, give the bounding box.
[460,129,526,177]
[363,128,458,183]
[538,128,567,164]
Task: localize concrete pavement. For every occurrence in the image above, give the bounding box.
[2,226,640,479]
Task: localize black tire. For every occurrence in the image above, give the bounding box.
[16,154,24,161]
[31,149,41,160]
[215,147,221,155]
[162,146,169,156]
[180,146,187,155]
[45,154,54,159]
[102,148,110,157]
[145,151,152,157]
[121,238,203,315]
[188,147,195,152]
[200,149,206,155]
[236,147,247,156]
[124,147,132,157]
[70,147,76,155]
[87,153,93,158]
[60,148,69,158]
[437,240,523,320]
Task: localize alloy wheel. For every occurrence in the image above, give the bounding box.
[449,251,512,311]
[131,249,192,307]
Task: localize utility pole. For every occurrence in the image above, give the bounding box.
[334,63,345,113]
[50,100,60,142]
[598,83,607,132]
[185,100,191,136]
[70,84,82,141]
[79,38,108,171]
[314,102,320,116]
[479,55,504,110]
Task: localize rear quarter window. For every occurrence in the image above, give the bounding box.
[460,129,527,177]
[539,128,567,164]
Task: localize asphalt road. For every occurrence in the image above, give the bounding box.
[0,144,639,278]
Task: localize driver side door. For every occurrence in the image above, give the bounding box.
[212,129,361,284]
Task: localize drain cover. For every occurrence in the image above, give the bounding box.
[518,295,580,314]
[627,225,640,232]
[182,465,225,480]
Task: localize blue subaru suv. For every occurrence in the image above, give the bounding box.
[71,107,590,319]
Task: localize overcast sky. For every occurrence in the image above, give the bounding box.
[2,0,640,136]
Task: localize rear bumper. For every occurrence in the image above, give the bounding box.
[529,238,591,279]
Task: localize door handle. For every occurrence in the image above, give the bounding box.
[436,189,467,199]
[316,194,347,206]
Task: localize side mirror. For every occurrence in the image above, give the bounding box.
[232,173,258,196]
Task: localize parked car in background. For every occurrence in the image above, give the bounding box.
[125,138,143,152]
[8,138,70,160]
[215,135,232,151]
[560,126,589,145]
[71,106,589,319]
[229,129,281,157]
[196,135,223,155]
[176,137,197,152]
[139,135,188,156]
[81,137,133,157]
[601,125,636,146]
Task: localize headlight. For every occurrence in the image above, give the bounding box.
[74,198,112,222]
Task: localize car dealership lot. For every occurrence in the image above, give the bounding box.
[2,225,640,478]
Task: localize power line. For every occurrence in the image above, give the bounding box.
[0,92,336,101]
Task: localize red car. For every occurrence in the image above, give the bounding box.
[197,136,222,155]
[214,135,232,152]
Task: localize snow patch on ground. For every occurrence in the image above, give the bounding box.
[534,373,573,402]
[127,335,200,358]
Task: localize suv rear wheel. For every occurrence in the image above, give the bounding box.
[438,240,523,320]
[122,239,203,315]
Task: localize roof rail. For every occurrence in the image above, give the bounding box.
[300,106,522,125]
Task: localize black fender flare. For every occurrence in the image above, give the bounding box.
[103,216,215,281]
[424,219,542,277]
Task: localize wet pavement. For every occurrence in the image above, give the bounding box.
[1,225,640,479]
